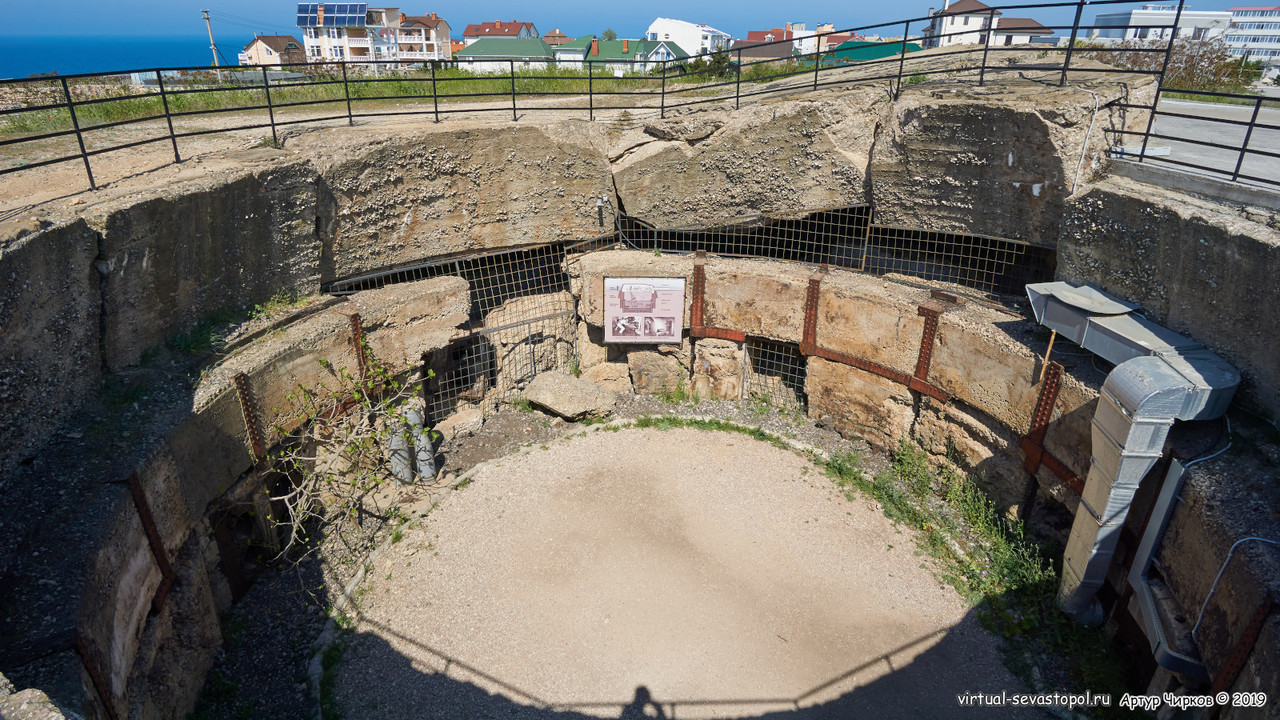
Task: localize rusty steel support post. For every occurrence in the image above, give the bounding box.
[126,472,175,613]
[76,635,119,720]
[914,302,943,382]
[800,265,826,353]
[1019,360,1083,494]
[349,313,368,381]
[233,373,266,461]
[690,250,706,330]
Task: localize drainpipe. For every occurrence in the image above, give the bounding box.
[1025,282,1240,625]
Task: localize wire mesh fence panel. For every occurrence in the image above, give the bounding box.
[325,243,572,324]
[863,226,1056,299]
[426,312,576,423]
[742,338,807,412]
[621,206,870,268]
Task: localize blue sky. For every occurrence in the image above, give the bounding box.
[0,0,1254,39]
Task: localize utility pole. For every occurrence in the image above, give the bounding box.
[202,9,224,83]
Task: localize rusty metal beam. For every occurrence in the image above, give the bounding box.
[1213,596,1274,694]
[691,326,746,342]
[800,342,950,403]
[1022,361,1063,479]
[233,372,266,461]
[803,265,826,347]
[690,250,707,330]
[126,472,175,613]
[914,302,943,381]
[75,635,119,720]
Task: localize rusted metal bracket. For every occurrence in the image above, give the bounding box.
[914,302,944,382]
[690,326,746,342]
[690,250,707,329]
[802,343,951,403]
[1212,596,1274,693]
[349,313,368,381]
[1020,361,1083,494]
[233,372,266,461]
[802,265,827,348]
[126,472,175,613]
[76,635,119,720]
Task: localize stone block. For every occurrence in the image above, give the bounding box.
[692,339,743,401]
[581,362,633,395]
[524,371,616,420]
[805,357,915,450]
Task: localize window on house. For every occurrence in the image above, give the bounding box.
[964,16,969,26]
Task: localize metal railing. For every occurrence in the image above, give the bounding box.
[1,0,1273,191]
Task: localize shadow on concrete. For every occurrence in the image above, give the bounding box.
[330,605,1048,720]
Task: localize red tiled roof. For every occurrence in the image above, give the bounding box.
[746,28,794,42]
[462,21,536,37]
[825,33,856,46]
[938,0,1001,16]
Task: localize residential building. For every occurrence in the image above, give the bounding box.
[922,0,1053,48]
[461,21,539,45]
[542,28,574,46]
[1224,6,1280,71]
[645,18,732,56]
[1092,4,1231,41]
[823,39,923,65]
[745,22,819,55]
[731,37,797,63]
[297,4,401,63]
[454,37,553,72]
[238,35,306,66]
[554,36,689,73]
[398,12,451,60]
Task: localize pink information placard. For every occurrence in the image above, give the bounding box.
[603,277,686,344]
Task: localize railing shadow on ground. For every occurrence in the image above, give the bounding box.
[330,606,1047,720]
[1,0,1273,195]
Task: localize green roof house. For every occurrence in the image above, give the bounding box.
[554,36,689,72]
[454,37,554,72]
[819,39,923,67]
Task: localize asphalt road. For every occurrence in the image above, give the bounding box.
[1141,97,1280,187]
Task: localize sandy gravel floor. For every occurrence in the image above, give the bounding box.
[332,426,1039,719]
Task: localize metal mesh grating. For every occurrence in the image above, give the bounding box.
[742,338,807,412]
[620,206,871,269]
[426,313,577,422]
[863,226,1055,299]
[325,243,571,323]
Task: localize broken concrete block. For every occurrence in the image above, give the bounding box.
[524,371,616,420]
[581,362,633,395]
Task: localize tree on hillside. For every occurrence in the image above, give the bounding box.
[1077,38,1261,95]
[602,28,617,41]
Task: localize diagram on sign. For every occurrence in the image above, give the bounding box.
[603,277,686,344]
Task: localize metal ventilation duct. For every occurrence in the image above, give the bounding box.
[1024,282,1240,625]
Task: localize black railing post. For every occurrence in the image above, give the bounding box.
[1059,0,1086,86]
[510,59,517,121]
[735,50,742,109]
[262,67,278,146]
[660,61,667,118]
[155,70,181,163]
[1231,96,1263,181]
[430,61,439,123]
[1140,0,1186,161]
[979,9,995,86]
[895,21,910,97]
[341,61,354,126]
[588,61,593,121]
[813,46,821,89]
[60,77,95,190]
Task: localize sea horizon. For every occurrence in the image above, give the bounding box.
[0,34,259,80]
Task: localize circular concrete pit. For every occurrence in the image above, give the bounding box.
[329,426,1035,719]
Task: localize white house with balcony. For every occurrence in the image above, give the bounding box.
[1225,6,1280,75]
[1092,4,1231,41]
[645,18,731,56]
[398,12,451,60]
